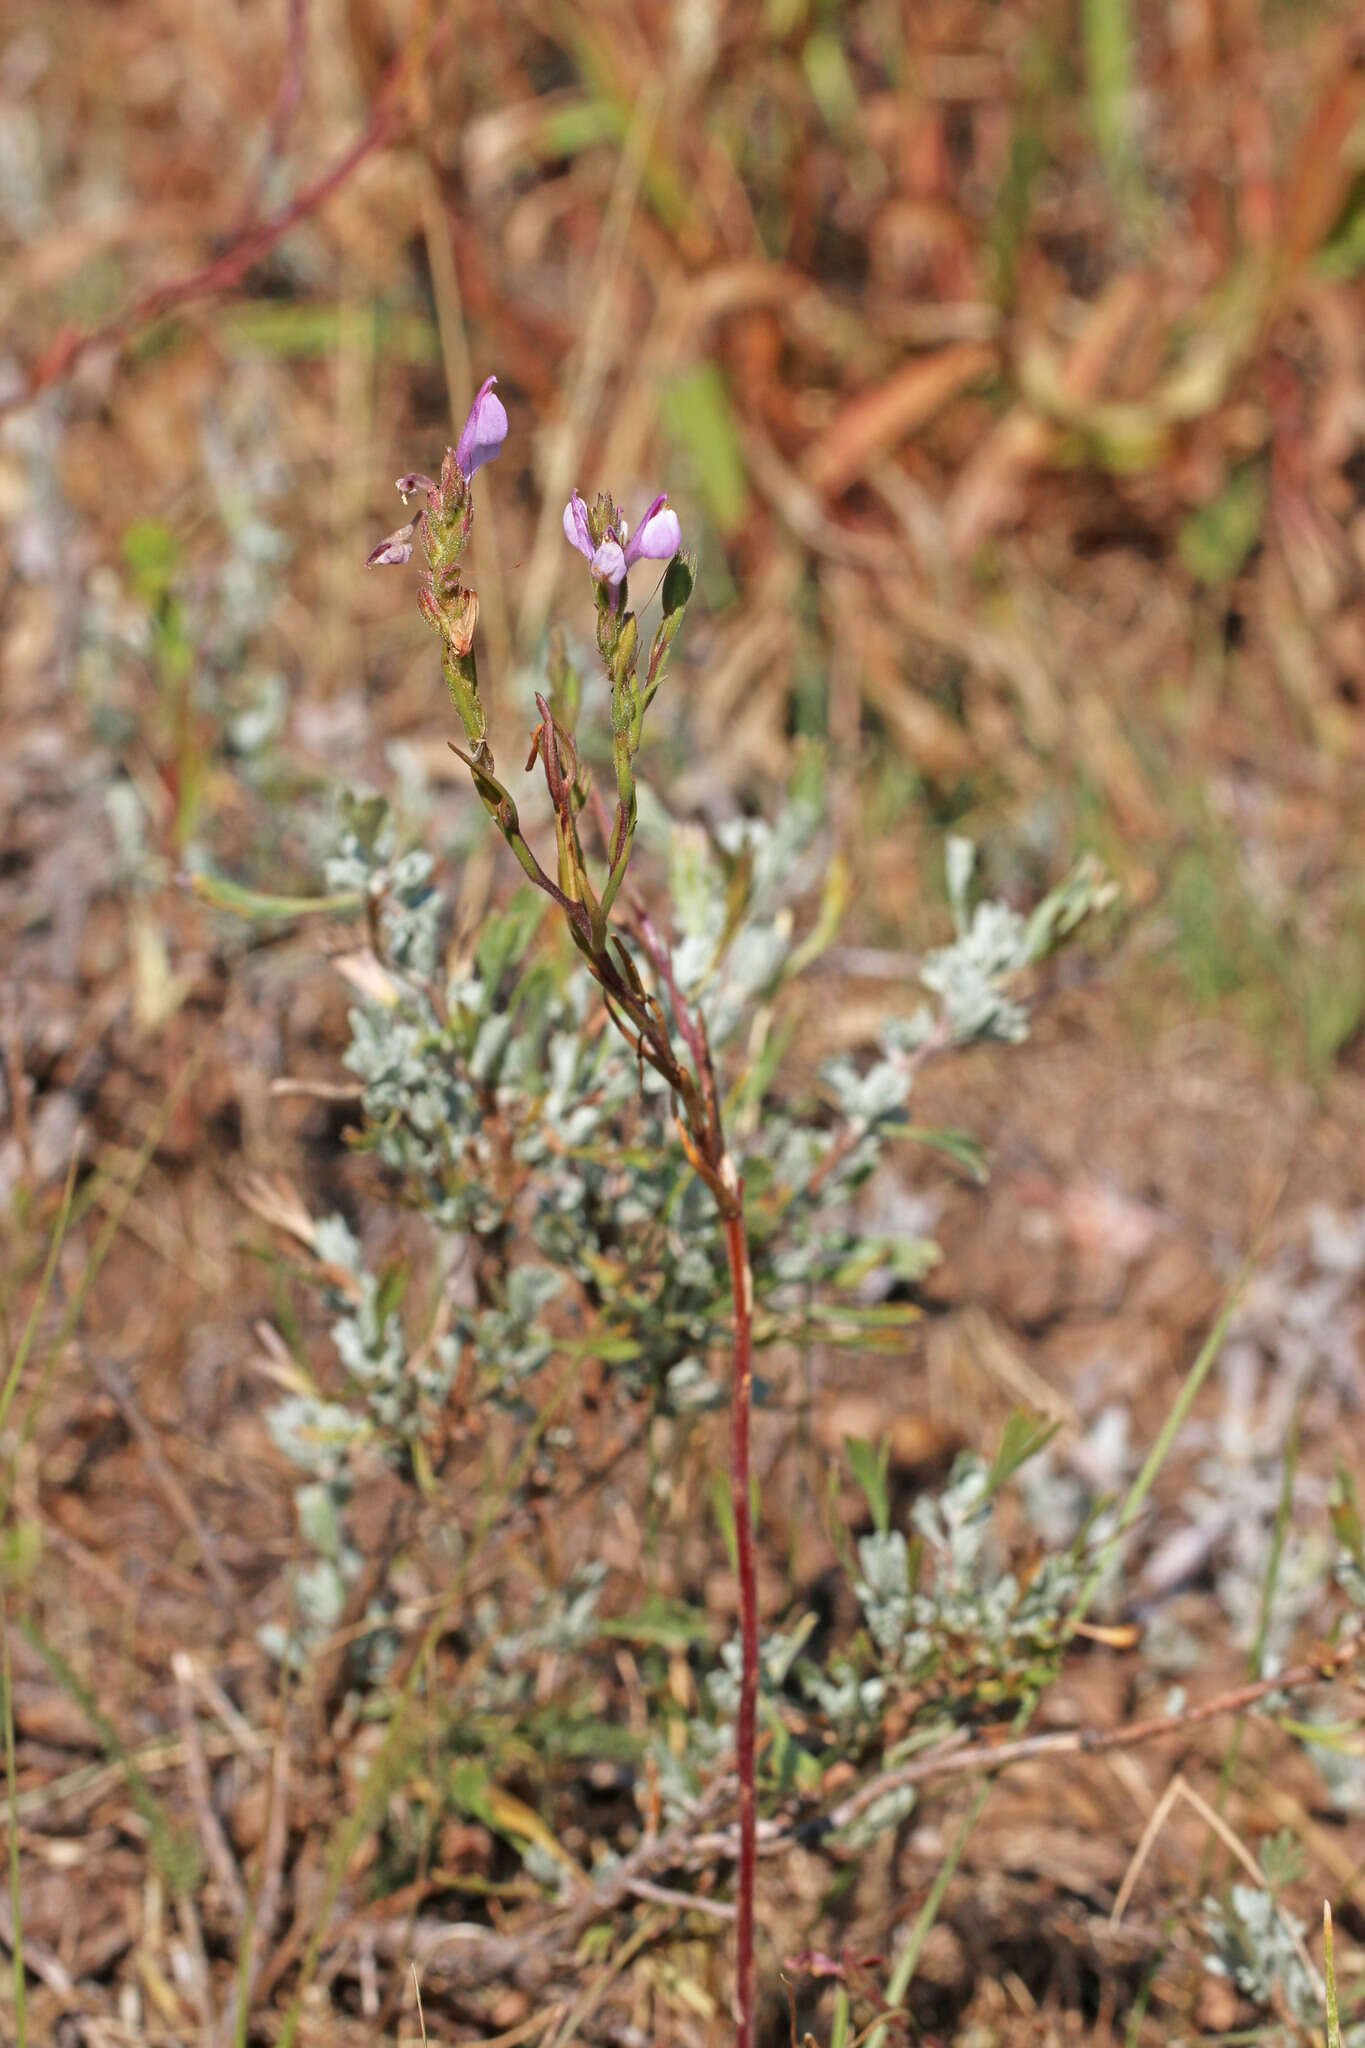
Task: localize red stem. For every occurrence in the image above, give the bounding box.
[724,1200,758,2048]
[1,16,440,421]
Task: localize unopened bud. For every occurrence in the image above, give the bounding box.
[609,612,638,688]
[416,577,442,633]
[439,445,469,514]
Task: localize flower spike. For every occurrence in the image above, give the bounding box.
[561,489,683,592]
[366,374,506,571]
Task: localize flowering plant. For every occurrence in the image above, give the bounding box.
[368,373,770,2034]
[355,375,1116,2045]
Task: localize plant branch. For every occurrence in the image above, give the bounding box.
[2,16,438,420]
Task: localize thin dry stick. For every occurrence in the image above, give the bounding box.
[94,1355,235,1603]
[1109,1770,1186,1930]
[171,1653,248,1927]
[0,8,439,421]
[229,0,308,236]
[824,1633,1362,1837]
[626,1877,736,1922]
[314,1623,1364,2010]
[1111,1773,1321,1990]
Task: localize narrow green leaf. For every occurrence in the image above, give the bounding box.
[601,1598,717,1648]
[987,1412,1062,1494]
[1071,1259,1250,1630]
[659,365,750,534]
[2,1608,23,2048]
[844,1435,891,1537]
[1083,0,1137,194]
[1178,467,1265,587]
[189,873,365,922]
[905,1124,988,1183]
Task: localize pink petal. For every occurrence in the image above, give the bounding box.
[454,375,509,479]
[590,538,628,587]
[366,523,416,567]
[624,495,682,565]
[562,491,595,560]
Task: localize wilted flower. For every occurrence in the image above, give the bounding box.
[366,522,417,569]
[563,490,682,593]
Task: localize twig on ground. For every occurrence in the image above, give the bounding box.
[92,1355,236,1603]
[172,1652,248,1927]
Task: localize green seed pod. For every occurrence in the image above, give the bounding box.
[660,552,694,616]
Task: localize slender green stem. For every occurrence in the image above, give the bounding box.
[2,1605,24,2048]
[866,1781,992,2048]
[0,1160,76,1440]
[1070,1266,1249,1632]
[275,1353,588,2048]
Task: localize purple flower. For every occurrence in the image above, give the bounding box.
[455,375,508,480]
[563,492,595,561]
[563,490,683,590]
[367,378,507,568]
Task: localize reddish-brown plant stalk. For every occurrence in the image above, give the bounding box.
[378,433,760,2045]
[449,696,762,2047]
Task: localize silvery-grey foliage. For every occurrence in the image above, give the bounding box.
[849,1451,1082,1701]
[657,1446,1087,1843]
[1202,1884,1320,2031]
[266,786,1113,1715]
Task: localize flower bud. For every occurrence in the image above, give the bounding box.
[661,553,694,615]
[416,577,442,633]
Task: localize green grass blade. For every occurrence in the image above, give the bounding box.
[16,1618,198,1895]
[1083,0,1137,198]
[1199,1394,1304,1893]
[2,1606,23,2048]
[189,874,365,921]
[866,1780,992,2048]
[0,1159,76,1440]
[0,1057,202,1524]
[1071,1257,1252,1631]
[274,1351,589,2048]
